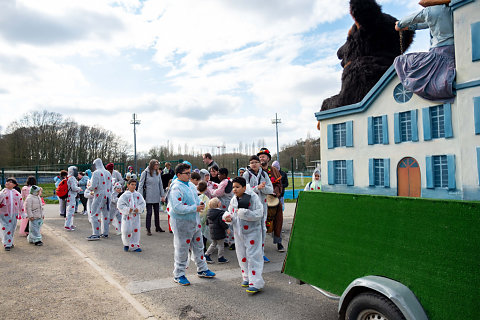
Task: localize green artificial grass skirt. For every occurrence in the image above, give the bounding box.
[283,192,480,319]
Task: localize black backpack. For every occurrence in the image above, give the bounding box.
[225,179,233,193]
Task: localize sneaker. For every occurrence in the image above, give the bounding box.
[156,228,165,232]
[124,246,129,252]
[263,256,270,263]
[174,275,190,286]
[224,242,229,248]
[100,234,108,239]
[147,230,152,236]
[246,286,261,294]
[34,241,43,246]
[229,243,235,250]
[277,243,285,252]
[86,235,100,241]
[82,211,87,215]
[64,226,73,231]
[197,270,216,278]
[134,248,142,252]
[218,256,229,264]
[205,254,214,264]
[4,246,11,251]
[241,280,249,288]
[70,225,76,230]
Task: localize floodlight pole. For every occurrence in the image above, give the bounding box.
[271,113,281,161]
[131,113,141,173]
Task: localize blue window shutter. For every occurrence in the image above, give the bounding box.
[411,109,419,142]
[368,158,374,186]
[394,113,401,144]
[346,121,353,147]
[426,156,434,189]
[382,115,389,145]
[447,154,456,190]
[477,147,480,185]
[474,97,480,135]
[328,161,334,185]
[384,158,390,188]
[327,124,334,149]
[367,117,374,145]
[472,22,480,61]
[422,107,432,141]
[444,103,453,138]
[346,160,354,186]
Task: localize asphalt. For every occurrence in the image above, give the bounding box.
[0,203,338,320]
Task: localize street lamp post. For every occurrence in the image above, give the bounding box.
[271,113,281,161]
[130,113,141,173]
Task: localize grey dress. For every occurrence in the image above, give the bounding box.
[138,170,165,204]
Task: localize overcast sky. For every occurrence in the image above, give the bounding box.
[0,0,429,157]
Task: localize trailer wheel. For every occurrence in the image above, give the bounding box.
[345,292,406,320]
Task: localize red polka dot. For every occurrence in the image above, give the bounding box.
[96,227,99,230]
[317,187,320,189]
[8,239,11,243]
[201,255,204,260]
[232,237,234,240]
[131,244,134,247]
[311,188,314,190]
[183,203,187,205]
[8,220,11,223]
[241,269,244,273]
[1,227,5,230]
[5,197,8,200]
[134,229,138,232]
[250,240,255,245]
[196,237,200,242]
[223,205,226,209]
[249,203,251,206]
[72,206,74,208]
[127,217,130,220]
[101,174,103,176]
[15,202,17,205]
[244,225,248,230]
[96,214,99,216]
[186,239,191,244]
[262,244,264,247]
[232,208,234,213]
[178,197,181,201]
[108,177,110,180]
[96,194,99,197]
[264,199,267,203]
[7,231,11,235]
[167,208,170,212]
[128,234,131,237]
[103,182,105,184]
[105,218,107,220]
[252,270,256,275]
[242,257,246,262]
[104,196,106,199]
[198,224,201,228]
[67,200,70,203]
[4,214,7,217]
[137,197,139,199]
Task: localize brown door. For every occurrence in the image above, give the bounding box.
[397,157,421,197]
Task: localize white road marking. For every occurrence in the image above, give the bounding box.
[126,262,284,294]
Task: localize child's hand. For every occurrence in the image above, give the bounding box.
[129,208,133,213]
[134,208,139,213]
[258,182,266,190]
[29,217,34,221]
[224,216,232,223]
[227,229,231,235]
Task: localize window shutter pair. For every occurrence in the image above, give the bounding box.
[327,121,353,149]
[422,104,453,140]
[367,116,389,145]
[368,158,390,187]
[394,110,418,143]
[327,160,354,186]
[425,155,456,190]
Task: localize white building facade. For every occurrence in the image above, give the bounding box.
[315,0,480,200]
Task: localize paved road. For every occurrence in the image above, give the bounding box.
[0,203,338,320]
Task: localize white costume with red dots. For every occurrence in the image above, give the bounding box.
[117,189,145,250]
[167,179,209,278]
[90,159,112,236]
[110,184,123,234]
[242,168,273,247]
[65,166,81,229]
[304,168,322,191]
[223,188,264,289]
[0,188,25,248]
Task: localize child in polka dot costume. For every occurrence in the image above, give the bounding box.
[65,166,82,231]
[0,178,25,251]
[304,168,321,192]
[167,163,215,286]
[117,179,145,252]
[110,182,123,235]
[87,158,112,241]
[223,176,264,294]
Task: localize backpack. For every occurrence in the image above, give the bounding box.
[56,178,69,200]
[225,179,233,194]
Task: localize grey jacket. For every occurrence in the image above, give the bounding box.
[138,170,165,204]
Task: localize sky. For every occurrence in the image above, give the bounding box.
[0,0,430,157]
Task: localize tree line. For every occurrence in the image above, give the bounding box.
[0,111,129,168]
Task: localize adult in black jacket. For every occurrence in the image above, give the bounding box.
[204,198,229,264]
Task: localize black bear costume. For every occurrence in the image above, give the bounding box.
[320,0,415,112]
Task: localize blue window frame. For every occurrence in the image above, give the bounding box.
[373,117,383,144]
[400,111,412,142]
[426,154,456,190]
[334,160,347,185]
[394,110,418,143]
[474,97,480,135]
[328,160,354,186]
[374,159,384,186]
[368,158,390,187]
[433,155,448,188]
[333,123,346,148]
[472,22,480,62]
[423,104,453,140]
[327,121,353,149]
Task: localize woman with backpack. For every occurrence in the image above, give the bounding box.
[138,159,166,235]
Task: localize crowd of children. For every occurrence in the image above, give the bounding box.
[0,151,322,295]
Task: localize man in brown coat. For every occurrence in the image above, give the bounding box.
[257,148,285,252]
